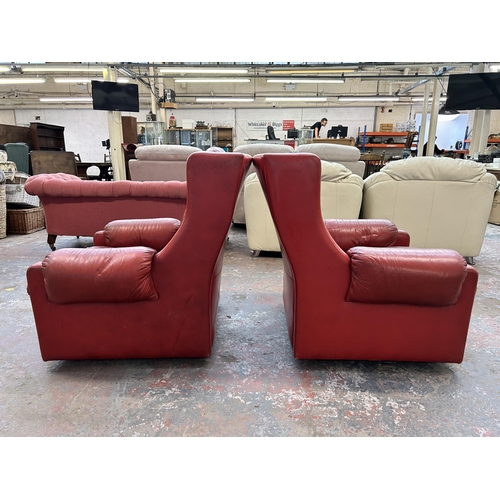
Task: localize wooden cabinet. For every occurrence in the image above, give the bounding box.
[30,122,65,151]
[212,127,233,151]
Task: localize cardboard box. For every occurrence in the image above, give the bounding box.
[379,123,393,132]
[489,189,500,225]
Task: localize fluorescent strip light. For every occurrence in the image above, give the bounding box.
[196,97,255,102]
[54,77,129,83]
[267,69,354,74]
[0,65,11,73]
[39,97,93,102]
[338,96,399,102]
[22,65,106,72]
[265,97,327,102]
[489,65,500,71]
[267,78,344,84]
[411,97,447,102]
[174,78,250,83]
[0,78,46,84]
[161,68,248,74]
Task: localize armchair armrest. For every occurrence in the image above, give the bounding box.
[324,219,407,251]
[42,246,159,304]
[346,247,467,306]
[94,218,181,251]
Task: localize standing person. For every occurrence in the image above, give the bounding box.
[311,118,328,139]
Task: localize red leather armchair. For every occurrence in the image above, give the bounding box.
[252,153,478,363]
[26,152,251,361]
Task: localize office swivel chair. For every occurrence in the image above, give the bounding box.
[267,126,277,141]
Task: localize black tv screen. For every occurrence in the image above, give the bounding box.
[91,80,139,112]
[445,72,500,111]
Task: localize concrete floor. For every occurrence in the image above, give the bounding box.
[1,222,499,437]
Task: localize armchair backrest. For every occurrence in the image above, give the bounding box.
[129,144,201,181]
[361,156,498,257]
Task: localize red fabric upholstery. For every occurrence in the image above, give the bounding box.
[42,246,159,304]
[24,173,187,249]
[252,152,478,363]
[26,152,252,360]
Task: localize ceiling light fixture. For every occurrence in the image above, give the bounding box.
[411,96,447,102]
[266,78,344,84]
[196,97,255,102]
[338,96,399,102]
[54,77,129,83]
[174,78,250,83]
[267,68,355,74]
[22,65,106,73]
[0,78,46,84]
[39,97,93,102]
[160,68,248,74]
[265,97,327,102]
[0,66,11,73]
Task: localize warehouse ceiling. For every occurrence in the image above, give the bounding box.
[0,61,498,110]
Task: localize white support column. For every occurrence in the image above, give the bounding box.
[418,68,432,156]
[469,63,490,158]
[103,66,126,180]
[426,74,441,156]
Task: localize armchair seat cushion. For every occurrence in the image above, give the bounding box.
[41,246,158,304]
[346,247,467,306]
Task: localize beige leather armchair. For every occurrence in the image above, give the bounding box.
[361,156,498,263]
[244,158,364,256]
[295,143,365,178]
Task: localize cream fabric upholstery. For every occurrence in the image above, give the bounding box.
[295,143,365,178]
[361,156,498,258]
[232,144,295,223]
[128,145,201,181]
[244,160,363,254]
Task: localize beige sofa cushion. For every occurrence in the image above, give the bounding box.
[295,143,360,162]
[134,145,201,161]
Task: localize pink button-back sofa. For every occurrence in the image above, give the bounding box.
[24,173,187,250]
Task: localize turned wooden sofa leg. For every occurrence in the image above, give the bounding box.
[47,234,57,251]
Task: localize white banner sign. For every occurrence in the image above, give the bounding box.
[247,121,283,131]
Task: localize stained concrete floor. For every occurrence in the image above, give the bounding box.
[1,223,499,437]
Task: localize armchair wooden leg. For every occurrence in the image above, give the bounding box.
[251,250,260,257]
[47,234,57,251]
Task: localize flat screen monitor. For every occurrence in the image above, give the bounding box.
[287,129,299,139]
[91,80,140,112]
[327,125,348,138]
[444,72,500,111]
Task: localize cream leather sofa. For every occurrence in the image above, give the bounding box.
[244,159,364,255]
[128,145,201,181]
[295,143,365,178]
[232,143,295,224]
[361,156,497,262]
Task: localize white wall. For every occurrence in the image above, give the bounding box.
[5,106,500,161]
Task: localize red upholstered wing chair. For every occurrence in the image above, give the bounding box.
[26,152,251,361]
[252,153,478,363]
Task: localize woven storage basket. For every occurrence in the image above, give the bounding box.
[6,204,45,234]
[0,185,6,239]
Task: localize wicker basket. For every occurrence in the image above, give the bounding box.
[0,185,6,239]
[6,204,45,234]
